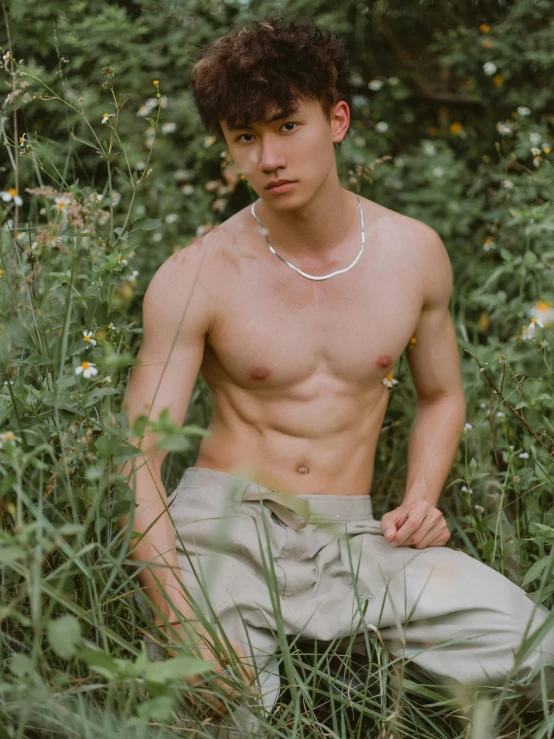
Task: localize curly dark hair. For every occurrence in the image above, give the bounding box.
[188,15,352,141]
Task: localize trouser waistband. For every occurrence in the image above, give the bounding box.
[170,467,374,531]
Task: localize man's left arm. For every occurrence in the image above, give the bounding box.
[381,225,466,549]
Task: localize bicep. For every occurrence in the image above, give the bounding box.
[122,244,213,464]
[406,228,465,403]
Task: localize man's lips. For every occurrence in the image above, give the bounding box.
[266,180,297,190]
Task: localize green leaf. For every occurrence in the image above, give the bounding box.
[48,615,82,659]
[0,546,27,565]
[72,136,102,154]
[145,117,158,130]
[522,556,550,587]
[144,654,214,684]
[131,218,162,231]
[136,695,174,721]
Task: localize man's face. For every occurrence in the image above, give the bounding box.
[220,97,349,209]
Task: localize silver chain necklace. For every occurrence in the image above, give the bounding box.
[250,192,365,281]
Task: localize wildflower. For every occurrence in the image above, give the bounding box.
[387,77,399,85]
[492,75,504,86]
[1,188,23,206]
[75,361,98,379]
[461,485,473,494]
[501,179,514,189]
[203,136,216,148]
[368,79,384,91]
[152,232,163,243]
[482,39,493,49]
[508,445,514,450]
[464,423,473,430]
[165,213,178,224]
[433,167,444,178]
[0,269,3,277]
[3,51,13,61]
[480,402,486,408]
[3,379,14,385]
[517,106,531,116]
[483,62,497,76]
[82,330,97,346]
[0,430,22,449]
[496,411,505,417]
[529,300,554,326]
[449,122,463,135]
[409,336,416,347]
[521,317,544,340]
[153,80,159,86]
[533,156,542,167]
[382,375,398,388]
[496,121,512,135]
[480,23,491,33]
[542,143,551,154]
[529,132,542,145]
[422,142,436,156]
[161,122,176,134]
[352,95,367,108]
[531,147,542,156]
[102,113,115,124]
[117,255,128,265]
[483,237,495,252]
[19,133,26,147]
[474,505,484,514]
[135,161,146,171]
[54,195,72,213]
[107,322,117,331]
[375,121,388,133]
[518,452,529,459]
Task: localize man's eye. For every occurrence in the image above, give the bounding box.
[236,122,298,143]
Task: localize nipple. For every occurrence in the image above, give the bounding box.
[376,355,393,368]
[251,366,271,381]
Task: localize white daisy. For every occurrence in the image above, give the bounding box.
[161,122,176,134]
[101,113,115,124]
[0,430,22,449]
[529,300,554,326]
[517,106,531,116]
[75,361,98,379]
[519,452,529,459]
[1,188,23,206]
[483,62,497,75]
[464,423,473,430]
[82,330,96,346]
[375,121,388,133]
[368,79,384,91]
[382,375,398,388]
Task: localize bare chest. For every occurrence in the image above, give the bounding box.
[201,225,423,392]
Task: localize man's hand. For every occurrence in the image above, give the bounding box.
[380,500,451,549]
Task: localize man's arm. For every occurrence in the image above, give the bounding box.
[402,225,466,508]
[117,239,215,625]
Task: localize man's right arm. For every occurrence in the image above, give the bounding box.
[117,239,214,626]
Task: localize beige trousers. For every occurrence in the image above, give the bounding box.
[143,466,554,736]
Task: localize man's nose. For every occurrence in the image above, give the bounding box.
[258,136,287,173]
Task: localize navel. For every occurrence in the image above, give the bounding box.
[376,355,393,368]
[297,465,310,475]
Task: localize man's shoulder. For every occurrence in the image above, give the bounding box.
[360,196,443,250]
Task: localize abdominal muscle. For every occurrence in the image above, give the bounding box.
[194,376,390,498]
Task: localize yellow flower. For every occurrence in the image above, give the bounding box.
[482,39,493,49]
[0,269,4,277]
[480,23,491,33]
[153,80,159,86]
[449,122,463,135]
[382,374,399,389]
[479,311,490,330]
[493,74,504,87]
[542,146,551,154]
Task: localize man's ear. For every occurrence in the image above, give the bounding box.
[331,100,350,144]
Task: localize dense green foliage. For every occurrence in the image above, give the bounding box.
[1,0,553,736]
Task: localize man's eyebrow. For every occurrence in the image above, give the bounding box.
[228,109,299,131]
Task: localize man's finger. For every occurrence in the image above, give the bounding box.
[394,511,427,546]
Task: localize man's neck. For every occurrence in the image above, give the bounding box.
[253,178,359,262]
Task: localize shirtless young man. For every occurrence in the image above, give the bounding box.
[120,14,554,733]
